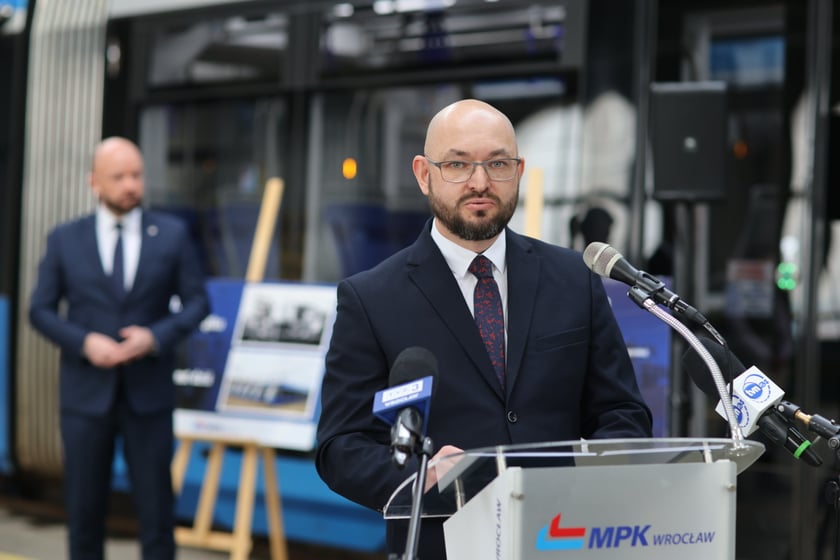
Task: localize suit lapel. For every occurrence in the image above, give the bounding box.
[80,215,105,277]
[504,231,540,393]
[126,212,157,300]
[406,227,506,400]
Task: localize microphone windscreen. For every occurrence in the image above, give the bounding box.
[681,338,745,397]
[388,346,439,388]
[583,242,619,277]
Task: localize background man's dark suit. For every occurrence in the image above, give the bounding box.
[316,223,652,558]
[29,210,209,559]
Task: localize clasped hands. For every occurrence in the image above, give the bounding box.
[83,326,156,369]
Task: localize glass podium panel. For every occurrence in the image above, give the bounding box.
[383,437,764,519]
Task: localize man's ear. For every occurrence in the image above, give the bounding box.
[412,155,431,195]
[88,172,99,197]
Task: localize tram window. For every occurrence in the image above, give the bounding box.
[709,34,785,88]
[321,1,582,75]
[139,99,287,280]
[147,13,288,87]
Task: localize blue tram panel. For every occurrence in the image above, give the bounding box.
[0,296,11,474]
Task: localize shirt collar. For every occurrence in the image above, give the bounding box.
[96,204,142,233]
[430,218,507,278]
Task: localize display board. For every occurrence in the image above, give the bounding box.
[173,279,336,451]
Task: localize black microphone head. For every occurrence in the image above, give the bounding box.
[582,242,620,278]
[681,338,745,397]
[388,346,439,388]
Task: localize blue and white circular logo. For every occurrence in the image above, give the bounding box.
[732,395,750,429]
[741,373,772,404]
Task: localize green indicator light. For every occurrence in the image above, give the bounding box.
[776,262,798,291]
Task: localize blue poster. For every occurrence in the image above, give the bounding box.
[603,279,671,437]
[175,278,670,447]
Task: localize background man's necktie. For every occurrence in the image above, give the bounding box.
[469,255,506,387]
[112,223,125,299]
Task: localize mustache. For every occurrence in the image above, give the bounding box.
[458,192,500,204]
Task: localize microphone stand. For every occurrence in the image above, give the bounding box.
[405,437,434,560]
[815,431,840,560]
[389,435,435,560]
[627,286,745,443]
[826,463,840,560]
[778,404,840,560]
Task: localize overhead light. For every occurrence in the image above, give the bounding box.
[332,3,355,18]
[373,0,394,15]
[396,0,457,11]
[374,0,456,15]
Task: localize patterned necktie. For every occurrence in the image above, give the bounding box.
[469,255,506,387]
[112,223,125,299]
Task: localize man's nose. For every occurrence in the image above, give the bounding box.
[467,164,491,189]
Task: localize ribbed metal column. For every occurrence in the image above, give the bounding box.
[16,0,108,476]
[793,2,833,558]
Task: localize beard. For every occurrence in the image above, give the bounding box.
[102,193,142,216]
[427,176,518,241]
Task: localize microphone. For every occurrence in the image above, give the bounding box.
[682,338,822,467]
[583,242,709,325]
[372,347,438,469]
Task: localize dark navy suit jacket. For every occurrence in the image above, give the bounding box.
[29,210,209,416]
[316,222,652,557]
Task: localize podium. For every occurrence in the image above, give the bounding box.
[384,438,764,560]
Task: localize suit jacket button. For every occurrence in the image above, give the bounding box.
[506,411,518,423]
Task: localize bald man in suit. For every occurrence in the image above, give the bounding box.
[29,137,209,560]
[316,100,652,558]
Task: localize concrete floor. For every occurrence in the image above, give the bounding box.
[0,506,227,559]
[0,498,386,560]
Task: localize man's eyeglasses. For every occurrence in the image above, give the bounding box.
[425,157,521,183]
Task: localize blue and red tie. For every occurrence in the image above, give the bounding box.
[469,255,506,387]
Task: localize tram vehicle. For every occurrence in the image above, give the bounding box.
[1,0,839,558]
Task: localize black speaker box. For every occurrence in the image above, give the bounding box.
[650,81,728,201]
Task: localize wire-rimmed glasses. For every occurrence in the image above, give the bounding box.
[425,157,521,182]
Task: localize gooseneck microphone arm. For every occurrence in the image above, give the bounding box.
[583,242,726,345]
[627,286,744,442]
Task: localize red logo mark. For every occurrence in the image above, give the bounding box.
[548,513,586,538]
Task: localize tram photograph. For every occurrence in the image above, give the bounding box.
[1,0,840,559]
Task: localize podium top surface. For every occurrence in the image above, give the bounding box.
[383,437,764,519]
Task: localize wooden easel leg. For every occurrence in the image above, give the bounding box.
[261,447,288,560]
[171,437,193,495]
[230,444,258,560]
[194,442,226,539]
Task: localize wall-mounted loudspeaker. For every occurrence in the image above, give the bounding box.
[650,81,727,201]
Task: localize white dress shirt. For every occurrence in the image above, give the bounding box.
[96,205,142,293]
[430,218,509,332]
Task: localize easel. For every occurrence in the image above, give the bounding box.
[173,178,287,560]
[523,168,544,240]
[171,434,287,560]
